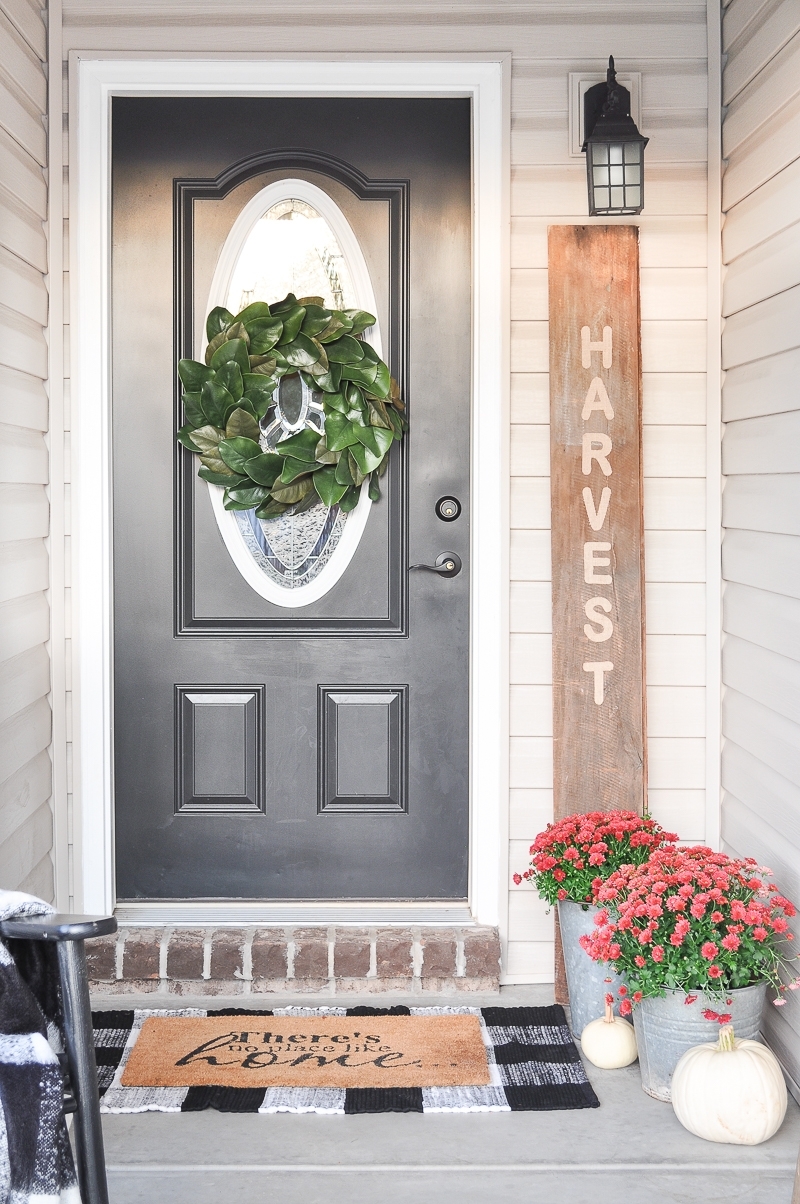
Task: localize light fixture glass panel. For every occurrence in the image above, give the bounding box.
[609,145,624,164]
[593,167,610,186]
[592,144,609,165]
[610,186,625,207]
[610,165,625,186]
[625,186,641,208]
[624,143,641,163]
[227,198,357,315]
[594,188,611,209]
[626,165,641,184]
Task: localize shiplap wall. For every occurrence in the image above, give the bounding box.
[58,0,709,978]
[721,0,800,1086]
[0,0,53,899]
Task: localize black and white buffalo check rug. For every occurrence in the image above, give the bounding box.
[92,1004,600,1114]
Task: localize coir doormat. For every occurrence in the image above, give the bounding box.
[120,1012,490,1090]
[93,1005,600,1115]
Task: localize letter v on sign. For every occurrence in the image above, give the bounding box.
[582,486,611,531]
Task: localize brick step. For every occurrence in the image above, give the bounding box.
[87,925,501,996]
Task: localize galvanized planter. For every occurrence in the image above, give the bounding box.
[632,981,767,1102]
[557,899,626,1038]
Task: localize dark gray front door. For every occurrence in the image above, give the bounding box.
[112,97,471,900]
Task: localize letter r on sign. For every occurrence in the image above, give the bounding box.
[582,433,613,476]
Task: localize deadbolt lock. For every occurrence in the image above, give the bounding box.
[435,496,462,522]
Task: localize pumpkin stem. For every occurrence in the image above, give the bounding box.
[604,999,614,1024]
[717,1023,736,1052]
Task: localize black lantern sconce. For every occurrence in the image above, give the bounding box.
[582,57,649,216]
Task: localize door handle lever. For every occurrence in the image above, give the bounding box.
[409,551,462,579]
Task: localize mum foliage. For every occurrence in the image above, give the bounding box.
[176,295,406,519]
[580,845,798,1011]
[514,809,677,907]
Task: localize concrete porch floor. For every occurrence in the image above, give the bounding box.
[93,985,800,1204]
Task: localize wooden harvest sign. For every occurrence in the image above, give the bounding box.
[548,225,647,821]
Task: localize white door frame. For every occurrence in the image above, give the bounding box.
[69,55,510,927]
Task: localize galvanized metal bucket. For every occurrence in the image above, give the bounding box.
[558,899,626,1038]
[632,982,767,1101]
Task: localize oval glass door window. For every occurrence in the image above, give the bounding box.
[204,180,382,608]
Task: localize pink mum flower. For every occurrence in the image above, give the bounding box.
[701,941,719,961]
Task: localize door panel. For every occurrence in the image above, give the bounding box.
[112,97,471,901]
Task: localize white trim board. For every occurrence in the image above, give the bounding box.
[70,56,510,931]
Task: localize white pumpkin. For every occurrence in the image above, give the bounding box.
[672,1024,787,1145]
[580,999,638,1068]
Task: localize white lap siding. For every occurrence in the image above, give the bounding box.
[55,0,710,977]
[721,0,800,1092]
[0,0,52,899]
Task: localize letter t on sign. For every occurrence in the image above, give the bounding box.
[548,225,647,824]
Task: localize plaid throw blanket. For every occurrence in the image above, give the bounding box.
[0,890,79,1204]
[94,1004,599,1114]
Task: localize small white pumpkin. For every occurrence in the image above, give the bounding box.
[672,1024,787,1145]
[580,998,638,1068]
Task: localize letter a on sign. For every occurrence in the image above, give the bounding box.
[548,225,647,823]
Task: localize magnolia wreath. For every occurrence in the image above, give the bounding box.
[177,295,407,518]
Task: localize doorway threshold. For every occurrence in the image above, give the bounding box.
[114,900,474,925]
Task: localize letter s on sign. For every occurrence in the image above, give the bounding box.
[584,596,613,642]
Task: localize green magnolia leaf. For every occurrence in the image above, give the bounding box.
[291,485,322,515]
[348,449,366,485]
[345,383,366,411]
[280,333,323,369]
[243,390,275,420]
[271,477,313,505]
[234,301,271,326]
[343,309,376,336]
[205,323,246,366]
[214,361,244,402]
[199,449,229,476]
[387,408,405,439]
[367,398,392,429]
[296,295,325,307]
[350,440,384,476]
[210,336,250,374]
[177,424,201,452]
[301,361,341,393]
[354,423,381,456]
[324,391,349,415]
[313,466,349,507]
[341,360,379,388]
[316,312,353,343]
[243,373,278,398]
[244,452,284,487]
[248,317,284,355]
[377,453,390,478]
[326,334,365,365]
[218,436,263,474]
[225,406,261,441]
[300,304,333,337]
[270,293,298,315]
[325,412,361,452]
[276,305,306,344]
[339,485,361,512]
[255,499,289,519]
[191,424,225,454]
[198,465,248,487]
[200,380,234,428]
[334,453,352,486]
[279,456,314,484]
[224,484,271,509]
[182,391,205,428]
[314,436,339,465]
[275,428,321,462]
[368,359,392,399]
[368,472,381,502]
[206,306,234,342]
[179,359,214,391]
